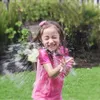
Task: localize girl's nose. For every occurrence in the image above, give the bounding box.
[48,38,54,44]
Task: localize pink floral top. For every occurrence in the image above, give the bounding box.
[32,46,72,100]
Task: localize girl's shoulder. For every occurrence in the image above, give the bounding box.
[38,48,48,58]
[38,47,47,54]
[38,48,51,64]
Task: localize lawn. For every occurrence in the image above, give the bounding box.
[0,66,100,100]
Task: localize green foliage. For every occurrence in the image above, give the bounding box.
[0,2,8,35]
[15,0,80,26]
[0,0,100,50]
[66,2,100,51]
[81,3,100,49]
[19,0,51,21]
[15,21,22,27]
[5,27,16,41]
[0,2,9,43]
[2,0,81,44]
[7,1,19,26]
[89,5,100,47]
[0,1,19,43]
[19,28,29,43]
[5,21,29,43]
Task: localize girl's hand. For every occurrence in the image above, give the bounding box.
[60,57,66,67]
[60,57,74,67]
[59,58,66,72]
[65,57,75,67]
[64,57,75,75]
[59,57,75,72]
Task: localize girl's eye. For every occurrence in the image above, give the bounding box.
[44,37,49,40]
[52,36,57,39]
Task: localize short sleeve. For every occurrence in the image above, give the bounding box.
[38,48,51,65]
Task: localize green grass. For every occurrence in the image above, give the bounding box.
[0,67,100,100]
[63,66,100,100]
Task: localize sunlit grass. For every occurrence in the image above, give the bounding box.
[63,66,100,100]
[0,71,36,100]
[0,67,100,100]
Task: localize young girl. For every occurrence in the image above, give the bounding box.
[32,20,74,100]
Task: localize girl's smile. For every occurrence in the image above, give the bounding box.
[41,26,60,52]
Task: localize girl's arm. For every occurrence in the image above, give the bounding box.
[42,57,74,77]
[43,58,67,77]
[43,62,63,77]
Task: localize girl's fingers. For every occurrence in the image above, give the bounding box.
[60,59,66,67]
[60,57,75,67]
[66,57,74,63]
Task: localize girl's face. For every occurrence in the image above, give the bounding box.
[41,26,60,52]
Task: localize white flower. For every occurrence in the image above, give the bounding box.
[28,48,39,62]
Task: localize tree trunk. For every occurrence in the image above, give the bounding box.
[58,0,64,3]
[97,0,99,4]
[2,0,10,10]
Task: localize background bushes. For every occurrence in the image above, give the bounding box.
[0,0,100,53]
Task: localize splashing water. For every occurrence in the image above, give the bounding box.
[70,68,77,76]
[0,42,76,89]
[0,42,39,88]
